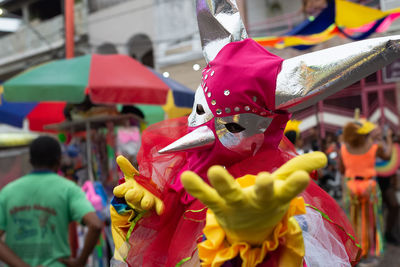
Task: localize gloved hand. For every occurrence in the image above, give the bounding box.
[113,155,164,215]
[181,152,327,245]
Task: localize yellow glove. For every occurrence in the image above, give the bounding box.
[181,151,327,245]
[113,155,164,215]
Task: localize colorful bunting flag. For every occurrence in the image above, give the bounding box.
[253,0,400,50]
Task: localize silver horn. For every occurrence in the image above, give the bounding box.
[275,36,400,113]
[196,0,248,63]
[158,126,215,154]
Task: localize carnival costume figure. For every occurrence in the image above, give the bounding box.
[340,116,392,258]
[110,1,400,266]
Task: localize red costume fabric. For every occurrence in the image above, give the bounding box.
[121,117,360,266]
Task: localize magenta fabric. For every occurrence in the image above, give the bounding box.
[201,38,283,117]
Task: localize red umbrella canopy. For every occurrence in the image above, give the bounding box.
[3,54,170,105]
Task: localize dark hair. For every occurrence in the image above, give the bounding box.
[121,105,145,119]
[29,136,61,169]
[285,130,298,145]
[343,122,367,148]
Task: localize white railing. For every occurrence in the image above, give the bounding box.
[248,11,305,37]
[0,3,87,65]
[88,0,127,13]
[0,16,64,62]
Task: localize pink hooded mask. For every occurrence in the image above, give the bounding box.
[184,39,290,176]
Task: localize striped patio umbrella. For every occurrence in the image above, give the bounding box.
[0,55,194,131]
[3,54,193,107]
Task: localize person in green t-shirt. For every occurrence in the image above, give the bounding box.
[0,136,103,267]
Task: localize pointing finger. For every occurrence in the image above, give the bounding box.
[125,188,144,208]
[181,171,223,210]
[117,155,139,180]
[155,198,165,215]
[253,172,274,205]
[113,183,129,198]
[273,152,327,180]
[275,170,310,202]
[140,193,155,210]
[207,166,245,205]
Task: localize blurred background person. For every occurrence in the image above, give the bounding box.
[319,132,342,199]
[374,126,400,246]
[0,136,103,267]
[284,119,305,154]
[339,118,392,264]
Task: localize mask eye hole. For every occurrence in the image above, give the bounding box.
[225,123,245,133]
[196,104,205,115]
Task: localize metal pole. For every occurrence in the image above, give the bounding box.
[378,85,385,127]
[318,101,325,139]
[377,70,386,127]
[361,78,369,119]
[65,0,75,58]
[395,83,400,132]
[237,0,248,29]
[86,121,94,182]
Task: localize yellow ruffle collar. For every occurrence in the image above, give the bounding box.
[198,175,306,267]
